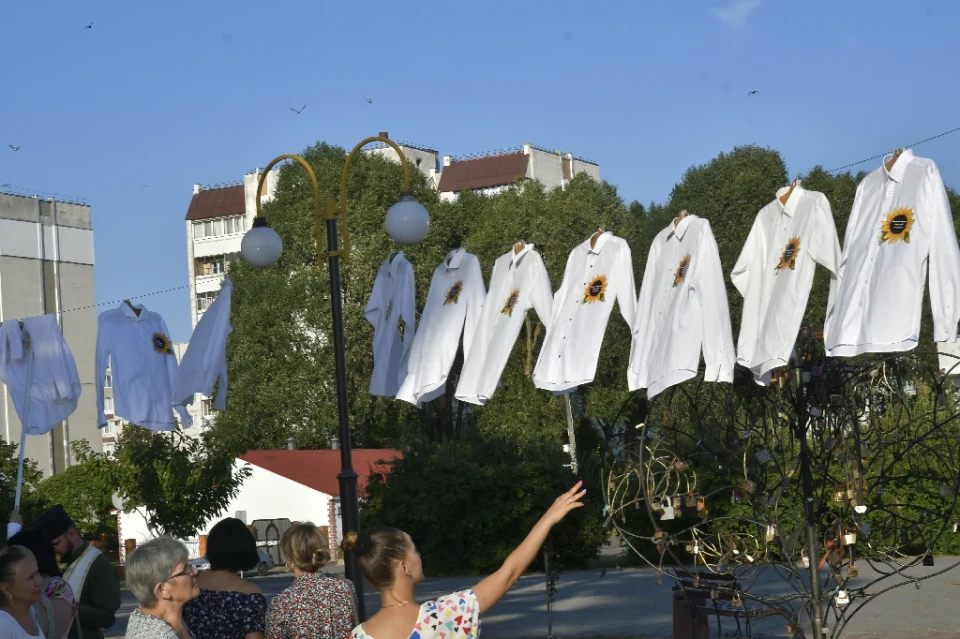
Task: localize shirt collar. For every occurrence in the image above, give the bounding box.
[444,248,466,270]
[667,215,694,241]
[121,302,146,321]
[775,183,805,217]
[510,243,534,268]
[883,149,915,183]
[587,231,612,254]
[387,251,405,277]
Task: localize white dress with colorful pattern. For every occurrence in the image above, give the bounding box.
[351,590,481,639]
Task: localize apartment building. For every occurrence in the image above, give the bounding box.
[0,191,99,475]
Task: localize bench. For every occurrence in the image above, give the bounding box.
[671,569,779,639]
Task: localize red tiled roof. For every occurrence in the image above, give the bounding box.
[437,152,529,193]
[239,449,400,497]
[185,185,245,221]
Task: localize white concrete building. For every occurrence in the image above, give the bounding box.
[115,448,399,564]
[436,143,600,202]
[0,191,100,475]
[363,133,441,189]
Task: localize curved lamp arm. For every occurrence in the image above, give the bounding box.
[253,137,411,262]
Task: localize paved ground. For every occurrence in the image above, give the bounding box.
[104,559,960,638]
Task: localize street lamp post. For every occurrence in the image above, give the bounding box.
[241,137,430,620]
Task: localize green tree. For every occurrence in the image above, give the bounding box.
[35,452,117,537]
[74,428,251,539]
[0,440,44,539]
[361,427,605,576]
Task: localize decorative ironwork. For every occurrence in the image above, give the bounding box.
[604,335,960,638]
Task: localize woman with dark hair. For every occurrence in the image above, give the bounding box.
[0,545,44,638]
[182,518,266,639]
[7,527,77,639]
[345,481,586,639]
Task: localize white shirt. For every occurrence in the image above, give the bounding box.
[365,252,416,397]
[173,278,232,411]
[96,303,191,431]
[732,185,841,384]
[824,150,960,355]
[533,232,636,393]
[456,245,553,405]
[397,249,485,407]
[629,216,735,398]
[0,610,44,639]
[0,315,82,435]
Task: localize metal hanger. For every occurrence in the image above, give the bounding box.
[123,299,142,317]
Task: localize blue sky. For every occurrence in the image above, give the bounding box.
[1,0,958,342]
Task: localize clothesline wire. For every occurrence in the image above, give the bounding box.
[825,125,960,173]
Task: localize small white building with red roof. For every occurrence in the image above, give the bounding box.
[115,448,399,563]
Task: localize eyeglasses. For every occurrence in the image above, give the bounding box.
[165,565,197,581]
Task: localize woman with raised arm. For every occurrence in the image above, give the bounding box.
[344,481,586,639]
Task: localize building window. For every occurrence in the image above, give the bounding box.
[196,255,226,276]
[196,292,217,312]
[201,398,219,417]
[102,419,114,435]
[104,373,112,388]
[193,216,245,240]
[104,397,115,417]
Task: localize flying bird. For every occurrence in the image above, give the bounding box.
[85,22,94,29]
[1,183,10,188]
[364,96,372,104]
[289,105,306,114]
[8,145,20,152]
[140,184,148,189]
[748,90,760,96]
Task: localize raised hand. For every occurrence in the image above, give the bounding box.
[542,480,586,526]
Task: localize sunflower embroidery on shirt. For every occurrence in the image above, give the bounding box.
[444,280,464,305]
[397,316,406,340]
[775,237,801,271]
[879,207,915,244]
[582,275,608,304]
[673,254,691,286]
[152,332,173,355]
[501,289,521,317]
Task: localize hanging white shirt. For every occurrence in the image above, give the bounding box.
[533,232,636,393]
[824,150,960,356]
[96,303,191,431]
[173,278,232,411]
[731,186,841,384]
[456,244,553,405]
[628,216,735,398]
[0,315,82,435]
[366,252,417,397]
[397,249,485,407]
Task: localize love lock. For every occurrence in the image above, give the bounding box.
[673,496,683,512]
[685,492,697,508]
[742,479,757,494]
[732,592,742,608]
[765,524,777,542]
[841,531,857,546]
[847,563,859,578]
[755,449,772,465]
[835,590,850,607]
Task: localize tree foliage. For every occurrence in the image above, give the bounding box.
[361,427,606,576]
[35,458,116,537]
[73,429,251,539]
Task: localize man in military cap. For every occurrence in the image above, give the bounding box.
[33,504,121,639]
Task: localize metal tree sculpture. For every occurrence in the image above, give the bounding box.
[604,334,960,639]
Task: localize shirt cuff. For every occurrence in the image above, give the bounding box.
[7,522,22,538]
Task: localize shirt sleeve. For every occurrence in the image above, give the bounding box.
[399,261,417,347]
[94,313,110,428]
[628,237,662,389]
[461,256,487,362]
[242,593,267,633]
[364,266,384,329]
[160,315,192,428]
[614,239,637,328]
[694,222,736,383]
[808,194,843,318]
[926,161,960,343]
[52,321,80,401]
[730,216,761,298]
[529,254,554,324]
[434,590,480,639]
[212,281,233,411]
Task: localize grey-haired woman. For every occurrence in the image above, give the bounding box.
[124,538,200,639]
